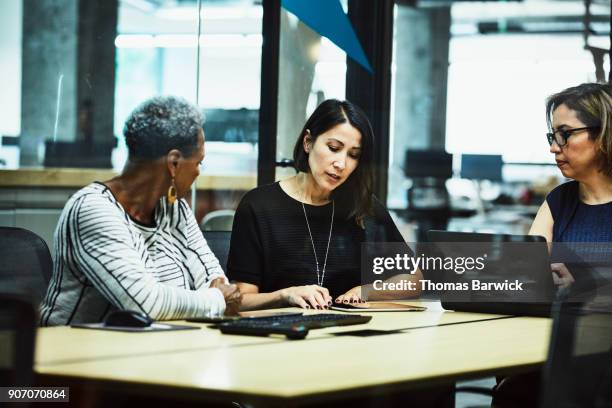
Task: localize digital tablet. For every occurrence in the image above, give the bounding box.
[331,302,427,312]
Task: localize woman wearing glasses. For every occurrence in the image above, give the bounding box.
[530,82,612,285]
[495,84,612,408]
[226,99,422,310]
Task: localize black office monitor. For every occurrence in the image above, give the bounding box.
[460,154,503,181]
[44,140,116,168]
[404,150,453,179]
[203,108,259,143]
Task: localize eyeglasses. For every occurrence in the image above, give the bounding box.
[546,126,599,147]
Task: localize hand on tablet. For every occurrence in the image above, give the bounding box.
[335,286,367,304]
[280,285,332,309]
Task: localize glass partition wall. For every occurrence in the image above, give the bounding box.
[274,4,348,181]
[192,0,262,228]
[388,0,610,238]
[117,0,264,228]
[1,0,609,245]
[0,0,264,250]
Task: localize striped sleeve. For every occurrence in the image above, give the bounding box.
[70,194,225,320]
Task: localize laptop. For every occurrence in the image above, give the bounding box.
[426,230,556,317]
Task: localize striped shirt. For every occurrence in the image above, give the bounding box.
[40,182,226,326]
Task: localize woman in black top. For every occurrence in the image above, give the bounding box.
[227,99,422,310]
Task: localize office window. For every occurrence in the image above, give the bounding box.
[0,0,264,249]
[114,1,263,181]
[275,5,348,181]
[446,34,606,164]
[193,1,263,225]
[388,0,610,209]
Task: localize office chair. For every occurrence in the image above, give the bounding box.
[0,227,53,304]
[540,300,612,408]
[448,296,612,408]
[404,150,453,242]
[200,209,236,232]
[202,230,232,271]
[0,293,37,387]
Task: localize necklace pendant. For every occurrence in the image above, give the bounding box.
[302,199,334,290]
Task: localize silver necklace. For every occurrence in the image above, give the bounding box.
[301,198,334,287]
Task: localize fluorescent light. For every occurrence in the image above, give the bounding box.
[203,34,262,47]
[115,34,154,48]
[155,6,263,21]
[115,34,262,48]
[451,23,479,36]
[154,34,198,48]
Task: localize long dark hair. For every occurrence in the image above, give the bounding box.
[292,99,374,225]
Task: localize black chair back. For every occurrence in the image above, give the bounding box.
[0,227,53,304]
[202,230,231,272]
[541,300,612,408]
[0,293,37,387]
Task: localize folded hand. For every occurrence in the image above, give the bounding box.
[211,278,242,315]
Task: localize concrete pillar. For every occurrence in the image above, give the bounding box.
[77,0,118,146]
[20,0,117,167]
[392,5,451,155]
[388,5,451,210]
[275,10,320,179]
[20,0,78,165]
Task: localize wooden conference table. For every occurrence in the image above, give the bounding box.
[34,301,552,406]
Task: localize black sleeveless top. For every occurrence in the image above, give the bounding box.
[546,179,612,288]
[546,181,612,243]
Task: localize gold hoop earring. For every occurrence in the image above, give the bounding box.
[167,178,177,205]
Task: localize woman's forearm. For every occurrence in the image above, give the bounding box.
[239,290,288,311]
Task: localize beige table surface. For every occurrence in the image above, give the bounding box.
[36,301,502,365]
[34,302,552,404]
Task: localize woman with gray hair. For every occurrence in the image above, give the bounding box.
[40,96,241,326]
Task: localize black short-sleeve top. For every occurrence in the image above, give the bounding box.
[227,182,405,299]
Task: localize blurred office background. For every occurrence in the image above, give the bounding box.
[0,0,610,250]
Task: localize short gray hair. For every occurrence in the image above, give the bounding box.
[123,96,203,160]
